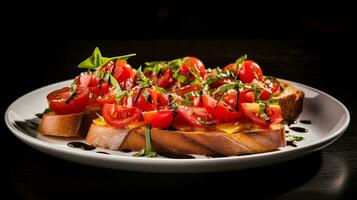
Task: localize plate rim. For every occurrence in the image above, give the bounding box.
[4,79,351,166]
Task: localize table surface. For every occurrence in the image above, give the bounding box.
[2,39,356,199]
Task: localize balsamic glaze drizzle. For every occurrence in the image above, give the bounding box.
[67,142,96,150]
[289,127,308,133]
[157,152,195,159]
[96,151,110,155]
[299,120,314,125]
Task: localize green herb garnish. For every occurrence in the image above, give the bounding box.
[133,125,157,158]
[78,47,136,70]
[286,134,304,143]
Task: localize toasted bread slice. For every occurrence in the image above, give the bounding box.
[38,106,100,137]
[86,123,285,156]
[275,80,304,120]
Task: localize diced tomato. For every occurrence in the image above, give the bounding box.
[157,92,170,108]
[95,92,116,106]
[240,103,268,126]
[102,104,141,128]
[240,103,283,127]
[177,106,217,128]
[143,109,174,129]
[157,69,173,88]
[189,96,202,107]
[133,87,158,112]
[265,80,280,95]
[202,95,241,122]
[259,89,271,100]
[113,60,135,83]
[265,105,283,125]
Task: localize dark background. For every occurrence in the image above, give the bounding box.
[2,1,356,199]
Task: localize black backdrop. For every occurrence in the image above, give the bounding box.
[2,1,356,199]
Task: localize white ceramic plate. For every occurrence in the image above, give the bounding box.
[5,80,350,173]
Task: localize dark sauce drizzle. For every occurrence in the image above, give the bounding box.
[290,127,308,133]
[96,151,110,155]
[286,120,297,126]
[157,152,195,159]
[286,141,297,147]
[67,142,96,150]
[299,120,314,125]
[285,119,314,147]
[121,149,132,153]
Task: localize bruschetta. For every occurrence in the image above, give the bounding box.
[38,48,304,157]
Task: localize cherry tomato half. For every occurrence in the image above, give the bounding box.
[183,56,206,79]
[102,104,141,128]
[157,69,173,88]
[143,109,174,129]
[47,86,90,115]
[177,106,217,128]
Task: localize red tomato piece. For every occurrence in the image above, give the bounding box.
[102,104,141,128]
[143,109,174,129]
[47,86,90,115]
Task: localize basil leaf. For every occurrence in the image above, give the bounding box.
[103,72,110,82]
[78,47,135,69]
[137,66,153,88]
[155,86,167,94]
[109,74,119,88]
[145,61,167,66]
[258,102,270,122]
[94,70,104,79]
[78,47,105,69]
[172,68,186,83]
[142,89,152,103]
[213,83,236,95]
[235,54,248,65]
[179,99,194,106]
[185,91,200,99]
[232,54,247,70]
[168,59,182,70]
[108,54,136,62]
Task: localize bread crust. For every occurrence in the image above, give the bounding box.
[274,80,304,120]
[38,106,100,137]
[86,124,285,156]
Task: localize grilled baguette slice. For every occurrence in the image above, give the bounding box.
[86,124,285,156]
[274,80,304,120]
[38,106,100,137]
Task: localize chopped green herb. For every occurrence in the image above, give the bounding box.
[133,125,157,158]
[198,120,216,126]
[286,134,304,142]
[179,99,194,106]
[136,66,153,88]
